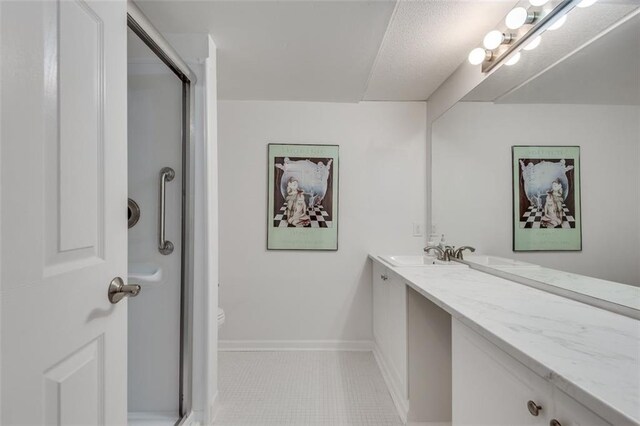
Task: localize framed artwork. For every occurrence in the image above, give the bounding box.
[267,144,339,250]
[512,146,582,251]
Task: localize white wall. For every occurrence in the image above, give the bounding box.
[432,102,640,286]
[203,36,220,426]
[218,101,427,346]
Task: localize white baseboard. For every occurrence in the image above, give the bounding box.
[218,339,374,351]
[373,343,409,424]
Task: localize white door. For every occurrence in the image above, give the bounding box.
[0,0,129,425]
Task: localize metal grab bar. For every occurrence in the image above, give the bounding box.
[158,167,175,255]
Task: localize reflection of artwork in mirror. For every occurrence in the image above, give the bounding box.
[512,146,581,252]
[267,144,339,250]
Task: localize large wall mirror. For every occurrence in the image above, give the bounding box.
[431,2,640,314]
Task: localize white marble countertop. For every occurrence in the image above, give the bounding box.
[370,254,640,425]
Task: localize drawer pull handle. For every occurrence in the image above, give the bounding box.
[549,420,562,426]
[380,274,388,281]
[527,400,542,416]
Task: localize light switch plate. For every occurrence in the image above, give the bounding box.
[413,222,423,237]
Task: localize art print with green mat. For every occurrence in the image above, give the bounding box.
[513,145,581,251]
[267,144,339,250]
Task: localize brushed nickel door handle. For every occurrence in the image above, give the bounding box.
[108,277,141,304]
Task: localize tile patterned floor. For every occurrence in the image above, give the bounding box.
[215,351,403,425]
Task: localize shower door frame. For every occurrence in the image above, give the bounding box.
[126,14,195,424]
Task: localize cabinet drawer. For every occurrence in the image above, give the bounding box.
[453,319,553,425]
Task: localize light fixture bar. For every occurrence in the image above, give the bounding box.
[482,0,581,73]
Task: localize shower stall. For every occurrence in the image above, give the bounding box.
[126,11,194,426]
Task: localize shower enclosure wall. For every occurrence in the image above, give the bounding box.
[127,21,192,425]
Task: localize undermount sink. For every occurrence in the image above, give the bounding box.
[461,255,537,268]
[378,255,467,267]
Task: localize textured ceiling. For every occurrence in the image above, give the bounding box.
[135,0,396,102]
[498,11,640,105]
[134,0,524,102]
[363,0,519,101]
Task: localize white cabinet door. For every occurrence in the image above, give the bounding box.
[551,389,612,426]
[0,1,128,424]
[453,319,552,426]
[386,272,408,398]
[372,261,388,350]
[372,261,408,404]
[452,319,614,426]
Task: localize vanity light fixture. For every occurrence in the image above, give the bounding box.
[577,0,598,7]
[505,52,522,66]
[467,0,584,72]
[483,30,514,50]
[468,48,493,65]
[505,7,537,30]
[548,14,567,30]
[523,35,542,51]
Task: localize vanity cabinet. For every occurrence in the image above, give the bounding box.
[372,261,408,410]
[552,390,613,426]
[453,319,611,426]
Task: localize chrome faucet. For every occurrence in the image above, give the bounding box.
[453,246,476,260]
[425,244,475,262]
[424,245,454,262]
[424,245,444,260]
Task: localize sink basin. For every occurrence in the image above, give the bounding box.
[378,255,467,267]
[462,255,536,268]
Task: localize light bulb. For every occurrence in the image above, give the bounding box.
[529,0,550,5]
[505,52,521,66]
[548,14,567,30]
[506,7,535,30]
[483,31,505,50]
[523,35,542,51]
[468,48,489,65]
[577,0,598,7]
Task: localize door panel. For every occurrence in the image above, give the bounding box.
[0,1,128,424]
[45,0,106,274]
[44,338,104,425]
[58,0,103,254]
